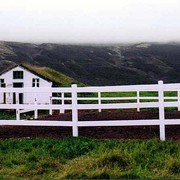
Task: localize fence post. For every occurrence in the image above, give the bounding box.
[16,92,20,120]
[137,91,140,112]
[49,96,52,115]
[60,92,65,113]
[34,93,38,119]
[98,92,101,112]
[178,91,180,111]
[72,84,78,137]
[158,80,165,141]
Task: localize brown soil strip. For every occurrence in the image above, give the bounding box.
[0,111,179,140]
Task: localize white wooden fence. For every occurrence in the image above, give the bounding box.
[0,80,180,141]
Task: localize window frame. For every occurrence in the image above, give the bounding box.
[13,71,24,79]
[32,78,40,87]
[0,79,5,87]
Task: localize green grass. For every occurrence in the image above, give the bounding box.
[0,112,15,120]
[0,137,179,179]
[23,64,84,87]
[77,91,179,113]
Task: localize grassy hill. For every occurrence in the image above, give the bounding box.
[0,137,179,179]
[23,64,84,87]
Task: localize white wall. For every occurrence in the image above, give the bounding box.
[0,66,52,104]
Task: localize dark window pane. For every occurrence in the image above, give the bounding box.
[13,83,23,88]
[13,71,23,79]
[0,79,4,83]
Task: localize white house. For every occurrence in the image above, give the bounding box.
[0,64,53,104]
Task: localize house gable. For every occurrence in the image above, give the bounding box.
[0,65,52,88]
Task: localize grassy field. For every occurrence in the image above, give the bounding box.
[0,111,15,120]
[0,137,179,179]
[77,90,179,110]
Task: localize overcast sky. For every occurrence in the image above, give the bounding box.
[0,0,180,44]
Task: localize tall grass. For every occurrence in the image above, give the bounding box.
[0,137,179,179]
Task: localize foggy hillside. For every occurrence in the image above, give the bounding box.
[0,41,180,86]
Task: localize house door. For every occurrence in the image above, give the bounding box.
[13,93,24,104]
[3,93,6,104]
[13,83,24,104]
[19,93,23,104]
[13,93,16,104]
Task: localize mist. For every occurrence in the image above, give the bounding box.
[0,0,180,44]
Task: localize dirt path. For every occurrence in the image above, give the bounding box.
[0,111,180,140]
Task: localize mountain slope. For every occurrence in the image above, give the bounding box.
[0,41,180,85]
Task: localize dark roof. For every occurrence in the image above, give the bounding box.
[0,64,18,76]
[0,64,58,86]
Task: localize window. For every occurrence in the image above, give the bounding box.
[13,83,24,88]
[13,71,23,79]
[0,79,5,87]
[0,79,4,83]
[32,78,40,87]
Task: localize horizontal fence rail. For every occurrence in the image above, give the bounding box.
[0,80,180,140]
